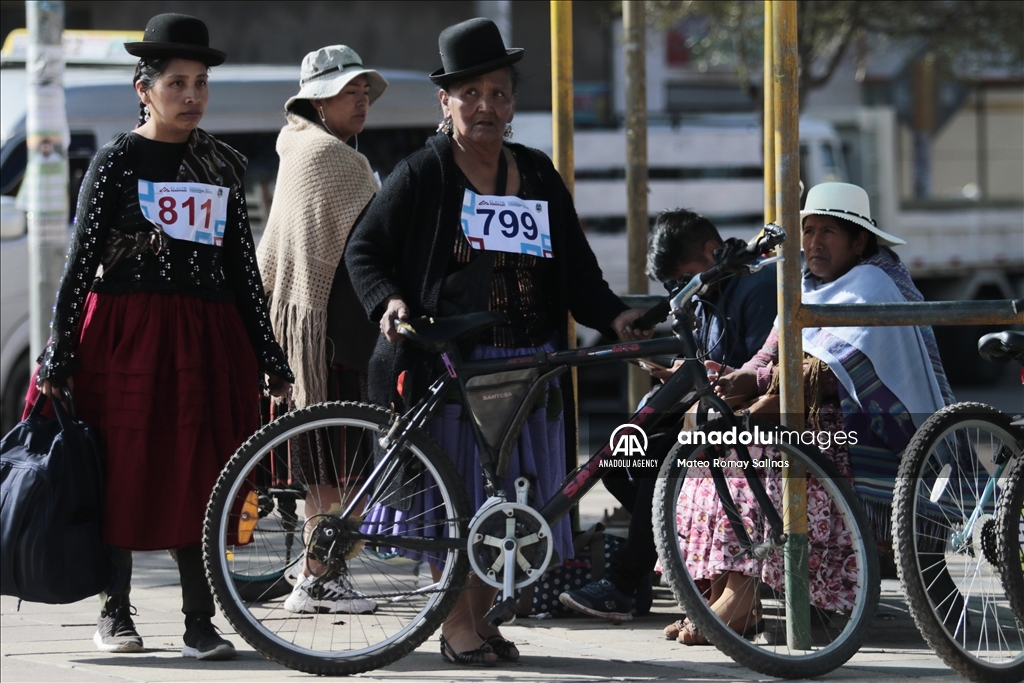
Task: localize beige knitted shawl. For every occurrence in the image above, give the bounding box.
[257,114,378,407]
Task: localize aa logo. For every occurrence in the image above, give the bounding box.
[610,424,648,457]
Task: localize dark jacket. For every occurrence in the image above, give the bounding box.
[697,263,777,368]
[345,133,627,462]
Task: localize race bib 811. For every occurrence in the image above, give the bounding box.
[138,180,229,246]
[460,190,552,258]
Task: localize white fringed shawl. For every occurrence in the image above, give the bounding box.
[256,115,378,407]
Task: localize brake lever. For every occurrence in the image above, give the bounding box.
[748,255,784,273]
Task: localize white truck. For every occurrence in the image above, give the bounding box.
[515,110,1023,385]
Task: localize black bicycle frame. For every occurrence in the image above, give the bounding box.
[346,304,787,555]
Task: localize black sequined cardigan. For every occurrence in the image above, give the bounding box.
[345,133,627,477]
[38,131,293,385]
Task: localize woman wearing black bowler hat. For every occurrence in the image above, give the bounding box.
[346,18,646,666]
[24,13,293,660]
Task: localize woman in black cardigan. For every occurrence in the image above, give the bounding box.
[345,18,643,666]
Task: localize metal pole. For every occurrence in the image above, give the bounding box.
[763,0,776,225]
[26,0,69,360]
[476,1,512,48]
[551,1,581,488]
[773,0,811,651]
[623,0,649,410]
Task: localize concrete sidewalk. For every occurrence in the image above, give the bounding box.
[1,486,967,683]
[0,562,960,683]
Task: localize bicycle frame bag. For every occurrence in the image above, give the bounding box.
[464,366,566,478]
[0,394,114,604]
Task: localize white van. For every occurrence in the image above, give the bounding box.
[0,32,440,432]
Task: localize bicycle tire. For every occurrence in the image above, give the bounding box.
[204,401,471,676]
[996,451,1024,628]
[892,402,1024,683]
[653,416,880,679]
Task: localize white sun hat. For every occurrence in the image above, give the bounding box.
[800,182,905,246]
[285,45,388,111]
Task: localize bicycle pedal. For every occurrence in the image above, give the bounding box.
[484,596,519,627]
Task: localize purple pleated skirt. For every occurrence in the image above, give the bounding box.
[361,341,573,567]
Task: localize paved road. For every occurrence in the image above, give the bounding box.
[1,555,963,683]
[2,485,972,683]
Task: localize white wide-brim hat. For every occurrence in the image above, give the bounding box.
[285,45,388,111]
[799,182,905,246]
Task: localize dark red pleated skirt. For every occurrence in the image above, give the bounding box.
[24,291,260,550]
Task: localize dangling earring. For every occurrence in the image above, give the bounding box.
[503,123,514,139]
[143,105,151,122]
[437,116,453,135]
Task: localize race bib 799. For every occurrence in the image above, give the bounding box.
[460,190,552,258]
[138,180,229,246]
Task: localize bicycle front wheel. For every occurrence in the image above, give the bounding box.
[653,416,880,679]
[997,450,1024,628]
[204,401,471,676]
[892,402,1024,683]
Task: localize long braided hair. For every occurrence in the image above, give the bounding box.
[132,58,171,126]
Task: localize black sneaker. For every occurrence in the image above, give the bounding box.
[559,578,634,621]
[93,606,144,652]
[182,614,237,661]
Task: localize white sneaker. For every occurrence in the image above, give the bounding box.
[283,574,378,614]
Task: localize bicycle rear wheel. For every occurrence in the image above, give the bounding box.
[892,402,1024,683]
[204,401,470,675]
[997,452,1024,628]
[653,416,879,679]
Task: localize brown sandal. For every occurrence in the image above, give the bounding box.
[677,620,711,646]
[663,620,686,640]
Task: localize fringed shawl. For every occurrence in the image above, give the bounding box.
[256,115,378,407]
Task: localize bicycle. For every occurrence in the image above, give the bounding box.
[891,330,1024,683]
[202,223,879,678]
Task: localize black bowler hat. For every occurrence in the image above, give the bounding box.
[429,18,523,87]
[124,14,226,66]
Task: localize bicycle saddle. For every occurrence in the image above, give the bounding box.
[978,330,1024,364]
[397,311,508,352]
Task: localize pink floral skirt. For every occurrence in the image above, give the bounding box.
[672,405,860,611]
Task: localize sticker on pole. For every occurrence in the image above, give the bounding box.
[138,180,229,246]
[460,189,552,258]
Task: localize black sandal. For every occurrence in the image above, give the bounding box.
[439,634,497,666]
[480,633,519,661]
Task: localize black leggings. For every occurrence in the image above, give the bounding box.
[98,545,215,617]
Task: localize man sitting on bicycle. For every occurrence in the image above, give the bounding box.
[561,208,777,622]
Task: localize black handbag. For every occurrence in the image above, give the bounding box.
[0,392,115,604]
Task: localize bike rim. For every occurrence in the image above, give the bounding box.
[910,419,1024,668]
[661,440,876,665]
[211,415,463,660]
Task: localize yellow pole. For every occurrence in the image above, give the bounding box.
[763,0,776,225]
[773,0,811,650]
[551,1,574,194]
[623,0,649,410]
[551,0,580,481]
